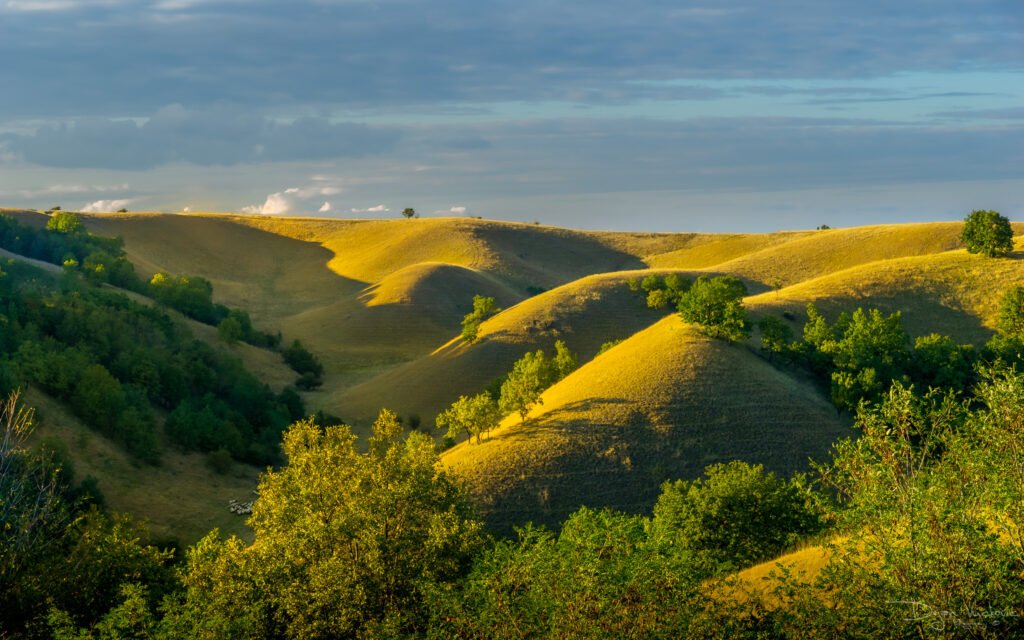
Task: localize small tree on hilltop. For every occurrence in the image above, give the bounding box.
[961,209,1013,257]
[402,207,417,219]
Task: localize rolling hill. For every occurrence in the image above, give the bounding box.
[440,317,850,533]
[7,207,1020,545]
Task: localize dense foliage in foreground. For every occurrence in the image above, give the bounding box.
[5,361,1024,638]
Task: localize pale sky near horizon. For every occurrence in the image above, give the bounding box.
[0,0,1022,232]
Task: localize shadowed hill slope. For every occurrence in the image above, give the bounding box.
[282,262,524,380]
[24,388,259,546]
[231,215,651,289]
[332,269,685,425]
[440,317,849,534]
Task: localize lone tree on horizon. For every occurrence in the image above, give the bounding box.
[961,209,1013,257]
[402,207,416,219]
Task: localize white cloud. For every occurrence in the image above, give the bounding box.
[241,182,348,216]
[435,206,468,215]
[81,198,133,213]
[242,190,294,215]
[182,206,192,213]
[349,204,390,214]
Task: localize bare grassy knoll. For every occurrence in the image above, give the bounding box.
[441,317,849,533]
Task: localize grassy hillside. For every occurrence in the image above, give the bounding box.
[333,269,679,426]
[441,317,850,533]
[699,222,970,290]
[24,388,258,545]
[746,242,1024,344]
[10,209,1015,545]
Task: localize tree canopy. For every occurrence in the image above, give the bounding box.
[961,209,1014,257]
[166,412,485,638]
[676,275,749,342]
[460,294,501,344]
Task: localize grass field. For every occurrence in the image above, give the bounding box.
[7,208,1021,543]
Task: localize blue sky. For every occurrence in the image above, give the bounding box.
[0,0,1022,231]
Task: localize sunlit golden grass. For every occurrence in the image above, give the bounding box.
[332,269,680,428]
[746,242,1024,344]
[699,222,972,290]
[24,388,258,546]
[440,317,850,534]
[643,231,813,270]
[714,543,833,608]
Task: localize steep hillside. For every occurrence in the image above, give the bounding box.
[283,262,524,387]
[746,242,1024,344]
[332,269,680,426]
[232,216,650,289]
[441,317,849,533]
[24,388,258,545]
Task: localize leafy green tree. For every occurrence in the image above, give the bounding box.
[402,207,416,219]
[641,273,692,310]
[552,339,578,380]
[908,333,975,393]
[217,315,244,344]
[779,379,1024,638]
[428,507,704,638]
[646,287,671,310]
[435,392,501,443]
[461,294,500,344]
[49,583,157,640]
[676,275,749,342]
[47,211,85,235]
[998,285,1024,339]
[282,339,324,379]
[649,461,821,571]
[757,315,792,361]
[961,209,1014,257]
[166,412,485,638]
[1,393,67,625]
[73,364,125,429]
[499,349,555,422]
